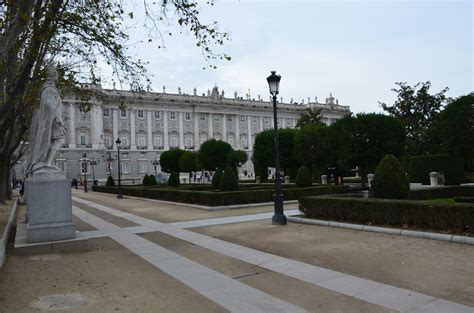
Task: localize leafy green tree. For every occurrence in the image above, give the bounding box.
[0,0,230,202]
[372,155,409,199]
[160,148,185,173]
[167,171,180,187]
[295,165,312,187]
[294,124,327,178]
[434,93,474,171]
[326,114,406,187]
[105,175,115,186]
[227,150,248,171]
[252,129,300,178]
[380,81,449,155]
[220,167,239,191]
[198,139,233,171]
[296,108,323,128]
[211,168,223,189]
[179,151,199,173]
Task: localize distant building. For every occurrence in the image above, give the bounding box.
[27,84,350,183]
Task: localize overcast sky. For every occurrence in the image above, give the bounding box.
[110,0,473,113]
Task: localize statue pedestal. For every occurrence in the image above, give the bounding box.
[25,170,75,243]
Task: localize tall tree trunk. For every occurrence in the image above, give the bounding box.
[0,154,11,203]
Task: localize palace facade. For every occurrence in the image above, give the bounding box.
[50,84,350,183]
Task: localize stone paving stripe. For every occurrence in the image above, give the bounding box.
[168,209,300,229]
[72,205,306,313]
[72,196,474,313]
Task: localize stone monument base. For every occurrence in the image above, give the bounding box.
[25,170,76,243]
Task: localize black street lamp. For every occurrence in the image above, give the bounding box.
[267,71,286,225]
[82,152,88,193]
[116,138,123,199]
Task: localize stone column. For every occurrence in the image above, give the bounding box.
[130,109,136,149]
[163,111,169,150]
[247,116,252,150]
[222,114,227,142]
[259,116,263,132]
[235,114,240,149]
[68,103,76,148]
[112,109,118,149]
[91,104,103,149]
[194,113,199,149]
[208,113,213,139]
[179,112,184,149]
[147,111,153,150]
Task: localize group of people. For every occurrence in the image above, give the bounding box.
[327,166,344,185]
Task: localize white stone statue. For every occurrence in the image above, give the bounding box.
[26,64,66,175]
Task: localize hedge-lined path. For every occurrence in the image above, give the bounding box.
[69,192,473,312]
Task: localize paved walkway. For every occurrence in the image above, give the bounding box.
[71,196,473,313]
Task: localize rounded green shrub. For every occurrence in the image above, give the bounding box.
[105,176,115,186]
[148,174,157,186]
[212,168,223,189]
[167,172,180,187]
[142,174,150,186]
[372,154,409,199]
[220,167,239,191]
[295,165,312,187]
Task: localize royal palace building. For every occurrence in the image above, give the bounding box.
[40,84,350,183]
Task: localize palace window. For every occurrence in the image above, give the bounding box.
[137,110,144,118]
[120,135,129,147]
[154,111,160,119]
[264,117,269,124]
[103,108,109,117]
[227,115,232,122]
[185,138,192,147]
[104,136,112,148]
[121,162,130,173]
[137,135,146,147]
[171,135,178,147]
[170,112,176,120]
[200,114,206,121]
[214,115,220,121]
[185,112,191,121]
[240,116,245,122]
[120,110,127,118]
[55,160,66,172]
[154,135,162,147]
[253,116,257,124]
[138,161,147,173]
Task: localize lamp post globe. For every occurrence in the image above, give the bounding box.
[82,152,88,193]
[116,138,123,199]
[266,70,286,225]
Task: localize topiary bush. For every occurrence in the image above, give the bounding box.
[212,168,223,189]
[295,165,312,187]
[167,172,180,187]
[372,154,409,199]
[105,176,115,186]
[148,174,157,186]
[220,167,239,191]
[142,174,150,186]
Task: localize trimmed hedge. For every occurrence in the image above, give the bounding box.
[299,196,474,234]
[212,168,223,189]
[409,154,465,185]
[409,186,474,200]
[220,167,239,191]
[168,172,180,187]
[92,185,346,206]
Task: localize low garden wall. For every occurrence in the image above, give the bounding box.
[92,185,346,206]
[299,195,474,234]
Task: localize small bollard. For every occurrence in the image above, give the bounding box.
[284,176,290,184]
[321,175,328,184]
[367,174,374,188]
[430,172,439,186]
